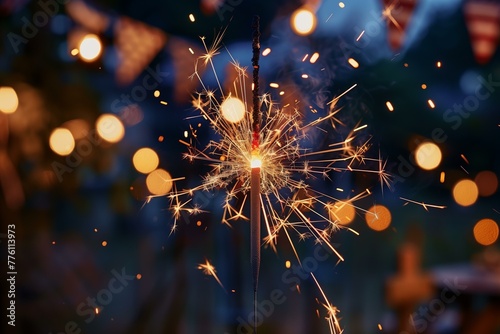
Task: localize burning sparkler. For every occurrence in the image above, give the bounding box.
[168,19,390,333]
[250,15,263,332]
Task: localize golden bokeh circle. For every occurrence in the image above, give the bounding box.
[414,142,442,170]
[133,148,159,174]
[220,97,245,123]
[365,205,392,231]
[96,114,125,143]
[49,128,75,156]
[327,201,356,225]
[146,169,173,195]
[473,218,499,246]
[291,8,317,36]
[79,34,102,62]
[0,86,19,114]
[452,179,478,207]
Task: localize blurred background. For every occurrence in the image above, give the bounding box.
[1,0,500,333]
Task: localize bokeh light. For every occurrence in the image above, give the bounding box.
[327,201,356,225]
[452,179,478,207]
[365,205,391,231]
[79,34,102,62]
[415,142,442,170]
[473,218,499,246]
[0,86,19,114]
[220,97,245,123]
[348,58,359,68]
[49,128,75,156]
[146,169,173,195]
[474,170,498,197]
[310,52,319,63]
[96,114,125,143]
[133,148,160,174]
[291,8,317,36]
[386,101,394,112]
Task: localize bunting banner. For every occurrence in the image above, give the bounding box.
[65,0,110,33]
[464,0,500,64]
[382,0,418,51]
[114,17,167,85]
[200,0,225,15]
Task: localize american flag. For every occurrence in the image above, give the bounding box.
[464,0,500,64]
[382,0,418,51]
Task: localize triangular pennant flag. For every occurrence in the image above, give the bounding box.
[114,17,167,85]
[464,0,500,64]
[382,0,418,51]
[65,0,110,34]
[200,0,225,15]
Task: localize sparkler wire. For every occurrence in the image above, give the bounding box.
[251,15,261,149]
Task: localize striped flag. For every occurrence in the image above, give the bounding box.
[200,0,225,14]
[382,0,418,51]
[464,0,500,64]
